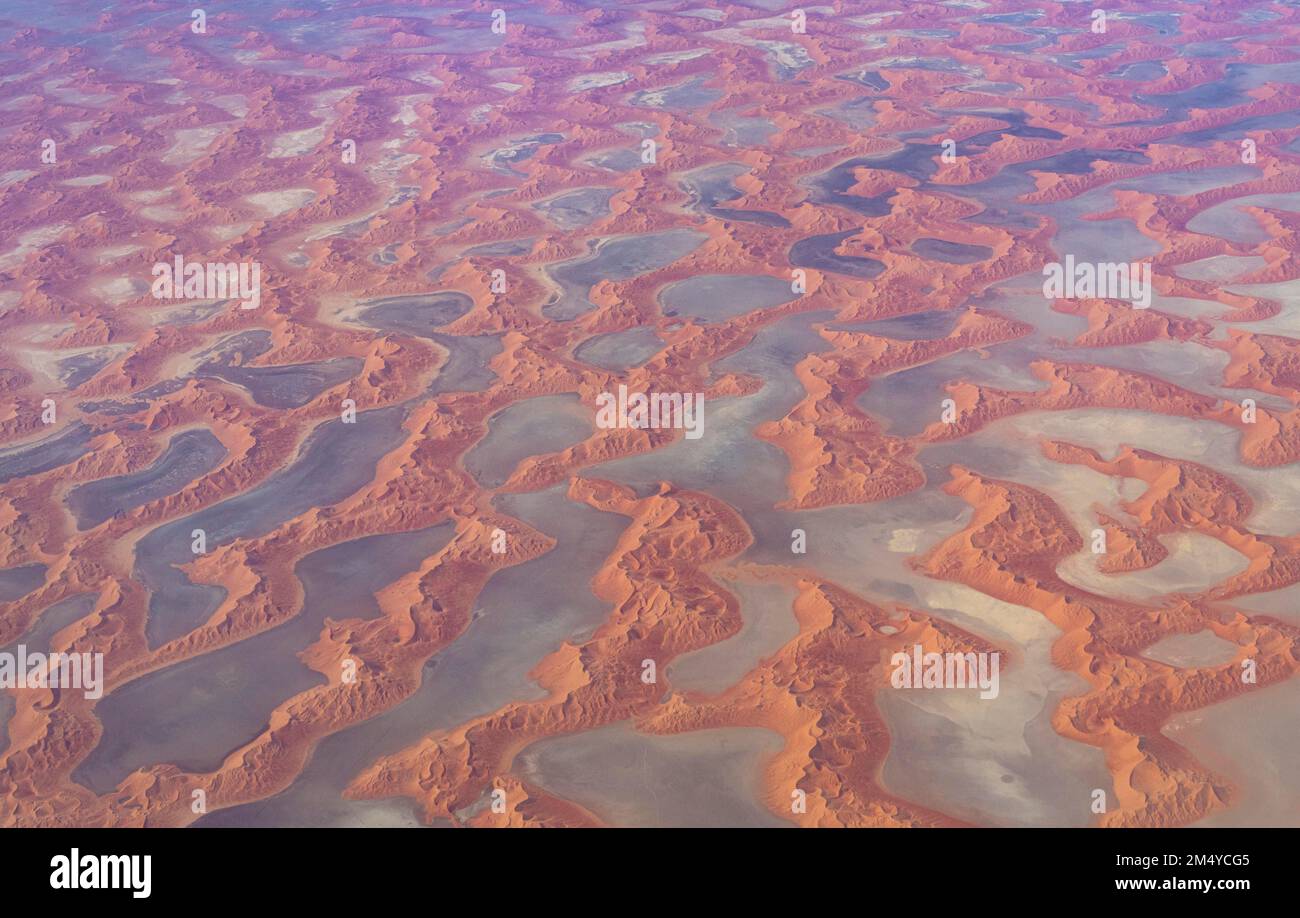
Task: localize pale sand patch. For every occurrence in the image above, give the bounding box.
[95,244,143,260]
[1165,678,1300,827]
[668,579,800,694]
[951,416,1131,538]
[246,188,316,218]
[1187,190,1300,243]
[878,582,1111,827]
[209,94,249,117]
[15,342,130,388]
[1004,410,1300,536]
[643,48,710,65]
[709,29,816,73]
[161,124,231,166]
[366,147,419,185]
[630,86,671,107]
[521,724,787,828]
[42,78,113,105]
[209,222,253,242]
[569,72,632,92]
[1146,292,1236,321]
[90,276,149,304]
[312,87,357,109]
[303,218,359,242]
[391,95,425,126]
[0,223,69,271]
[1057,532,1249,601]
[1225,581,1300,626]
[888,528,921,552]
[1118,478,1146,501]
[1173,254,1267,283]
[60,114,97,138]
[918,582,1053,644]
[1141,630,1239,668]
[60,174,111,187]
[146,300,226,327]
[306,87,353,130]
[268,124,326,158]
[17,323,74,345]
[1224,276,1300,337]
[139,205,183,222]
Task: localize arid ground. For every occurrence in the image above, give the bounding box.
[0,0,1298,828]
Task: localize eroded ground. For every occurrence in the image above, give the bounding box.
[0,0,1298,828]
